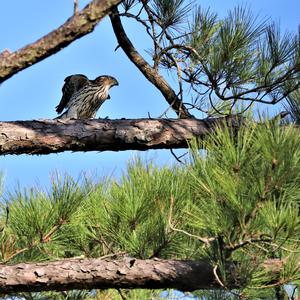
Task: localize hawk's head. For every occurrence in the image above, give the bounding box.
[91,75,119,100]
[92,75,119,88]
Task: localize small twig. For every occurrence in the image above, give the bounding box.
[226,236,273,253]
[3,244,32,263]
[168,196,214,246]
[117,289,128,300]
[291,286,297,300]
[271,111,290,121]
[42,224,61,242]
[98,251,127,260]
[98,233,115,254]
[264,241,300,254]
[249,278,291,289]
[140,0,160,68]
[60,291,68,298]
[114,44,121,51]
[208,89,228,116]
[118,12,151,32]
[4,219,66,262]
[213,264,245,299]
[158,99,176,118]
[170,149,184,164]
[213,265,225,287]
[5,206,9,225]
[73,0,78,15]
[248,240,270,253]
[163,51,184,102]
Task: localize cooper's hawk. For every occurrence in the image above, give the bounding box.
[55,74,118,119]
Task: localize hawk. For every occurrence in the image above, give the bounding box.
[55,74,119,119]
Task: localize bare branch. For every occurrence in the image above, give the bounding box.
[109,7,193,119]
[0,0,121,83]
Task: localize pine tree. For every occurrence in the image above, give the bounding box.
[0,1,299,299]
[1,119,299,299]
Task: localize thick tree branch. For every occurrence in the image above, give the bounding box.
[0,257,286,293]
[0,0,121,83]
[109,7,193,119]
[0,117,241,155]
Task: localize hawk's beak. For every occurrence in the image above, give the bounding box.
[113,79,119,86]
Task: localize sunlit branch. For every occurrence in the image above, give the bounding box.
[0,0,121,83]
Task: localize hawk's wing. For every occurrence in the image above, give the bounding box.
[56,74,89,113]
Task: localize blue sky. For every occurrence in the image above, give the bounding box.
[0,0,299,193]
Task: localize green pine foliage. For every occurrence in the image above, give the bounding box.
[1,1,299,299]
[284,89,300,123]
[186,121,300,298]
[0,119,299,299]
[120,1,299,115]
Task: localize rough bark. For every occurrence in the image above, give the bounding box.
[110,7,193,119]
[0,257,285,293]
[0,0,121,83]
[0,258,216,293]
[0,117,241,155]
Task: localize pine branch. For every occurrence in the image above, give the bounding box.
[0,257,290,293]
[0,0,121,83]
[109,7,193,119]
[0,117,242,155]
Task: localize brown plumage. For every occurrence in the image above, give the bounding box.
[56,74,118,119]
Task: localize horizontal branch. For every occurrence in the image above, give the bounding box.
[0,0,121,83]
[0,257,284,293]
[0,117,241,155]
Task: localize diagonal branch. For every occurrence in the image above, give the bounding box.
[0,117,243,155]
[0,0,121,84]
[109,7,193,119]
